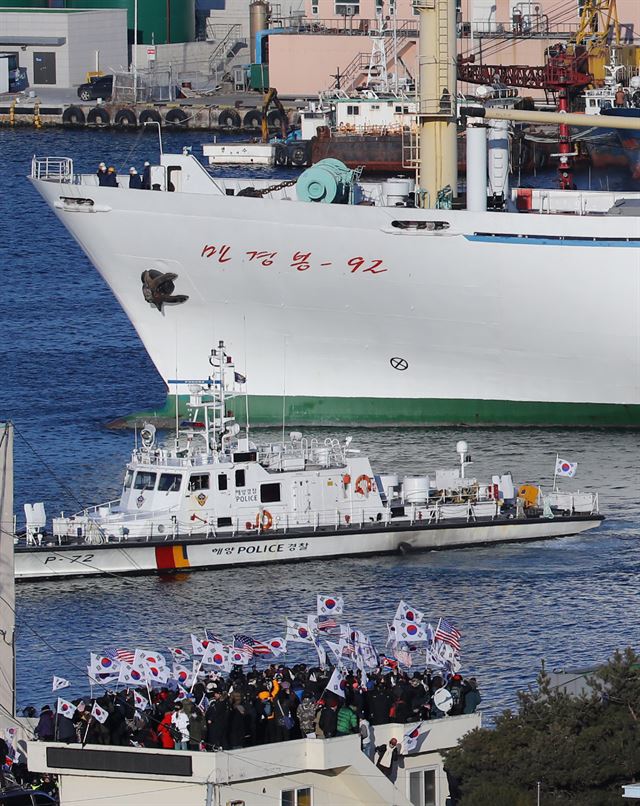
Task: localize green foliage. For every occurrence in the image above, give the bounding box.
[445,649,640,804]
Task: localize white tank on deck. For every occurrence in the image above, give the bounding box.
[488,119,509,200]
[402,476,430,503]
[382,177,415,207]
[378,474,400,498]
[315,447,331,466]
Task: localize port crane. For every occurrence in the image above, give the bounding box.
[457,0,622,189]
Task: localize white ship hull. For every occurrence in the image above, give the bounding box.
[15,515,602,580]
[31,157,640,426]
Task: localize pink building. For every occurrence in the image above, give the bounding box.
[268,0,640,96]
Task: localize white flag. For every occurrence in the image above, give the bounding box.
[317,594,344,616]
[145,663,171,685]
[133,690,149,710]
[555,457,577,478]
[87,666,118,687]
[315,641,327,667]
[286,619,315,644]
[394,600,424,624]
[402,722,430,753]
[135,649,168,670]
[52,676,70,692]
[118,662,146,687]
[191,634,206,656]
[88,653,121,676]
[56,698,76,719]
[201,644,232,672]
[266,637,287,656]
[393,619,428,643]
[229,646,252,666]
[201,641,226,666]
[169,647,190,662]
[90,702,109,724]
[325,640,343,664]
[176,685,189,701]
[325,668,346,698]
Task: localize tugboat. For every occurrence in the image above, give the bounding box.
[17,343,603,581]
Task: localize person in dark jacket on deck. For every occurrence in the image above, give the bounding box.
[128,167,143,189]
[35,705,55,741]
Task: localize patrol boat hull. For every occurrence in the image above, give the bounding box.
[15,514,603,581]
[30,154,640,427]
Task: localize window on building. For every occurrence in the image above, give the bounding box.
[218,473,228,491]
[158,473,182,492]
[235,469,246,487]
[347,104,360,115]
[408,768,437,806]
[280,788,312,806]
[261,483,281,503]
[335,2,360,15]
[133,471,157,490]
[188,473,210,492]
[311,3,319,12]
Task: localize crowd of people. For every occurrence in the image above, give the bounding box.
[32,663,481,766]
[96,161,152,189]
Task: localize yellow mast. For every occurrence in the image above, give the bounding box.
[415,0,458,208]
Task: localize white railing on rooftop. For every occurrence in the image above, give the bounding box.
[31,156,74,182]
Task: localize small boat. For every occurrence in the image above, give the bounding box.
[17,342,603,581]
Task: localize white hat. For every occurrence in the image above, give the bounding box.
[129,167,138,174]
[99,162,106,169]
[144,160,150,166]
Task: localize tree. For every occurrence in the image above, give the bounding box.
[444,649,640,805]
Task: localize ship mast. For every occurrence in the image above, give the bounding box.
[0,423,15,721]
[414,0,458,208]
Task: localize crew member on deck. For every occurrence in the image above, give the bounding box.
[105,166,118,187]
[142,160,152,189]
[97,162,108,186]
[129,167,143,189]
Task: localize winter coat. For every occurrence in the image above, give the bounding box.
[368,688,391,725]
[318,705,337,738]
[35,711,55,740]
[463,688,481,714]
[297,700,317,736]
[171,711,190,742]
[158,713,175,749]
[336,705,358,735]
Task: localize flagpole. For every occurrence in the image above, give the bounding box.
[553,453,558,491]
[82,716,92,747]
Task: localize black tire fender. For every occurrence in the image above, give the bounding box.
[114,108,137,128]
[139,108,162,125]
[398,541,412,556]
[62,105,86,126]
[165,108,189,127]
[86,107,110,126]
[267,109,286,130]
[242,109,261,129]
[274,143,288,166]
[218,108,241,128]
[288,140,310,166]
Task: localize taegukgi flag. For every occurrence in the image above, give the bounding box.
[52,676,70,692]
[555,457,577,478]
[402,722,430,753]
[317,594,344,616]
[325,668,347,698]
[91,702,109,724]
[56,698,76,719]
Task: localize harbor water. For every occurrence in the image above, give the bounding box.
[1,127,639,718]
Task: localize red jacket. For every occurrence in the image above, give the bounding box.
[158,712,175,749]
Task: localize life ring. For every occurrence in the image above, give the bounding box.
[114,108,137,128]
[355,474,373,496]
[165,108,188,127]
[288,141,310,167]
[218,108,241,128]
[255,510,273,531]
[62,105,86,126]
[243,109,262,129]
[139,108,162,126]
[86,107,110,127]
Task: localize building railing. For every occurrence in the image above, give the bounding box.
[287,17,419,37]
[31,156,74,182]
[459,19,579,38]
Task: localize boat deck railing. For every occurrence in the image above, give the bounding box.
[47,492,599,545]
[31,156,74,182]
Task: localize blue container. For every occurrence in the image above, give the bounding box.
[296,158,353,204]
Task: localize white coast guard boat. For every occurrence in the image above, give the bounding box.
[16,342,602,581]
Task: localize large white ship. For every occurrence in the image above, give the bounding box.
[28,0,640,427]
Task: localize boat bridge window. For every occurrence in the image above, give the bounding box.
[217,517,232,527]
[158,473,182,492]
[235,469,246,487]
[134,471,157,490]
[261,483,281,504]
[188,474,209,492]
[346,105,360,116]
[123,470,133,489]
[218,473,228,491]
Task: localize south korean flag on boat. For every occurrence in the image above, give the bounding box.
[204,644,232,672]
[91,702,109,724]
[135,649,168,671]
[286,619,315,644]
[317,595,344,616]
[145,663,170,685]
[325,668,347,698]
[169,647,190,663]
[555,457,578,478]
[56,698,76,719]
[52,676,70,692]
[190,634,206,656]
[229,647,252,666]
[89,653,121,676]
[402,722,430,754]
[394,600,424,625]
[133,691,149,711]
[266,637,287,656]
[394,620,428,642]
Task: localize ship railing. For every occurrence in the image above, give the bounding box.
[31,156,74,183]
[543,491,599,515]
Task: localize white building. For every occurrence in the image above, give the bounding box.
[28,714,480,805]
[0,9,127,88]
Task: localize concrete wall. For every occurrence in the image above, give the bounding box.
[27,714,481,806]
[0,9,127,88]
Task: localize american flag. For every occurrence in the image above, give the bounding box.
[434,619,461,652]
[233,633,271,656]
[104,648,135,664]
[204,629,222,642]
[317,615,339,632]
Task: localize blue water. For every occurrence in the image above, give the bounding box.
[2,127,639,720]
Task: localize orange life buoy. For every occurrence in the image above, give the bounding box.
[354,474,373,496]
[342,473,351,486]
[255,510,273,531]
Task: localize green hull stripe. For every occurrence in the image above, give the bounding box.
[111,395,640,428]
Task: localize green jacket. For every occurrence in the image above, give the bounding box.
[336,705,358,735]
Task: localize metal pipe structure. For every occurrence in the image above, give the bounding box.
[465,118,487,212]
[466,105,640,131]
[0,423,15,721]
[415,0,457,208]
